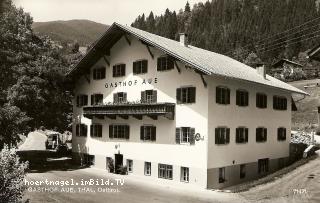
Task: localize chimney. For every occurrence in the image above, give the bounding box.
[179,33,188,47]
[256,64,266,79]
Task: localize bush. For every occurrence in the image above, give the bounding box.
[0,145,28,203]
[118,165,128,175]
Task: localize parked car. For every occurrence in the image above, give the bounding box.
[45,133,61,149]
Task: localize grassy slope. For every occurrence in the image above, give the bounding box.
[32,19,109,46]
[290,79,320,131]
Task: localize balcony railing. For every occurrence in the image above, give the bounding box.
[83,102,175,120]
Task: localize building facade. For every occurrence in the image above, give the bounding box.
[69,23,307,189]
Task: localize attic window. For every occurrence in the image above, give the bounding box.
[157,56,174,71]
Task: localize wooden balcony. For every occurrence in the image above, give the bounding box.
[83,102,175,120]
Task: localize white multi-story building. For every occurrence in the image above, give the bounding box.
[68,23,307,189]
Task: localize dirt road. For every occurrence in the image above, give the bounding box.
[240,151,320,203]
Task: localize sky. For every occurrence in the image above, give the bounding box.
[13,0,208,25]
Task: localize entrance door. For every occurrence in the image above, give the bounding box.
[114,154,123,174]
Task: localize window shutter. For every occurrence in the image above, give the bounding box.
[245,92,249,106]
[152,90,157,103]
[112,66,116,77]
[226,89,230,104]
[190,128,195,145]
[245,128,248,142]
[123,93,127,102]
[90,125,93,137]
[157,58,161,71]
[83,125,88,137]
[125,125,130,139]
[168,57,174,69]
[264,128,267,141]
[190,87,196,103]
[84,95,88,106]
[143,60,148,73]
[109,125,114,138]
[76,125,79,136]
[226,128,230,143]
[133,62,137,74]
[175,128,181,144]
[176,88,182,104]
[121,64,126,76]
[91,95,94,105]
[113,93,118,103]
[140,126,144,140]
[151,126,156,141]
[216,87,220,103]
[215,128,219,144]
[236,91,240,105]
[141,91,146,103]
[102,68,106,79]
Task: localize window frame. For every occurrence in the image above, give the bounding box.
[176,86,196,104]
[76,94,88,107]
[256,93,267,108]
[112,63,126,77]
[236,89,249,107]
[180,167,189,183]
[256,127,267,142]
[76,124,87,137]
[144,162,151,176]
[140,125,156,141]
[92,67,106,80]
[127,159,133,173]
[157,56,174,71]
[91,93,103,106]
[216,86,230,105]
[158,164,173,180]
[235,127,249,144]
[90,124,102,138]
[215,127,230,145]
[109,124,130,140]
[219,167,226,183]
[273,96,287,110]
[176,127,195,145]
[277,127,286,141]
[133,59,148,75]
[258,158,269,174]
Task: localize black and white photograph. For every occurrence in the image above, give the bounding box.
[1,0,320,202]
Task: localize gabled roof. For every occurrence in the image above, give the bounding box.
[307,44,320,61]
[68,22,307,95]
[272,59,303,68]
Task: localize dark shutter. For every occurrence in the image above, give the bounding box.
[125,125,130,139]
[157,58,161,71]
[215,128,219,144]
[133,61,137,74]
[112,66,116,77]
[90,125,93,137]
[140,126,144,140]
[175,128,181,144]
[143,60,148,73]
[152,90,157,103]
[91,95,94,105]
[264,128,267,141]
[245,128,248,142]
[76,124,79,136]
[226,128,230,143]
[83,125,88,137]
[123,93,127,102]
[216,87,220,103]
[190,87,196,103]
[141,91,146,103]
[236,128,239,143]
[109,125,114,138]
[227,89,230,104]
[76,96,80,107]
[101,68,106,79]
[168,57,174,69]
[113,93,118,103]
[236,91,240,105]
[151,126,156,141]
[245,92,249,106]
[84,95,88,106]
[190,128,195,145]
[121,64,126,76]
[176,88,182,104]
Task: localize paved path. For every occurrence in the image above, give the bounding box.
[23,168,246,203]
[240,151,320,203]
[18,131,47,151]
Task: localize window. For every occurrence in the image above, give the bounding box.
[90,124,102,138]
[157,56,174,71]
[236,127,248,143]
[140,125,156,141]
[114,92,127,103]
[144,162,151,176]
[109,125,130,139]
[127,159,133,173]
[176,87,196,104]
[219,167,226,183]
[180,167,189,182]
[240,164,246,179]
[76,95,88,107]
[176,127,195,145]
[76,124,87,137]
[256,127,267,142]
[236,90,249,106]
[256,93,267,108]
[277,127,286,141]
[273,96,287,110]
[133,60,148,74]
[158,164,173,179]
[113,64,126,77]
[84,154,95,166]
[91,94,103,105]
[216,86,230,105]
[278,158,286,169]
[93,67,106,80]
[141,90,157,103]
[258,158,269,174]
[215,127,230,144]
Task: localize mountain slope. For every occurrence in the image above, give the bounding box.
[32,20,109,46]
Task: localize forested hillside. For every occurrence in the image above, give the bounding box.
[132,0,320,66]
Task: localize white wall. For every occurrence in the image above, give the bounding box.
[72,35,209,187]
[207,76,291,169]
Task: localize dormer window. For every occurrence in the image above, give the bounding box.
[93,67,106,80]
[113,64,126,77]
